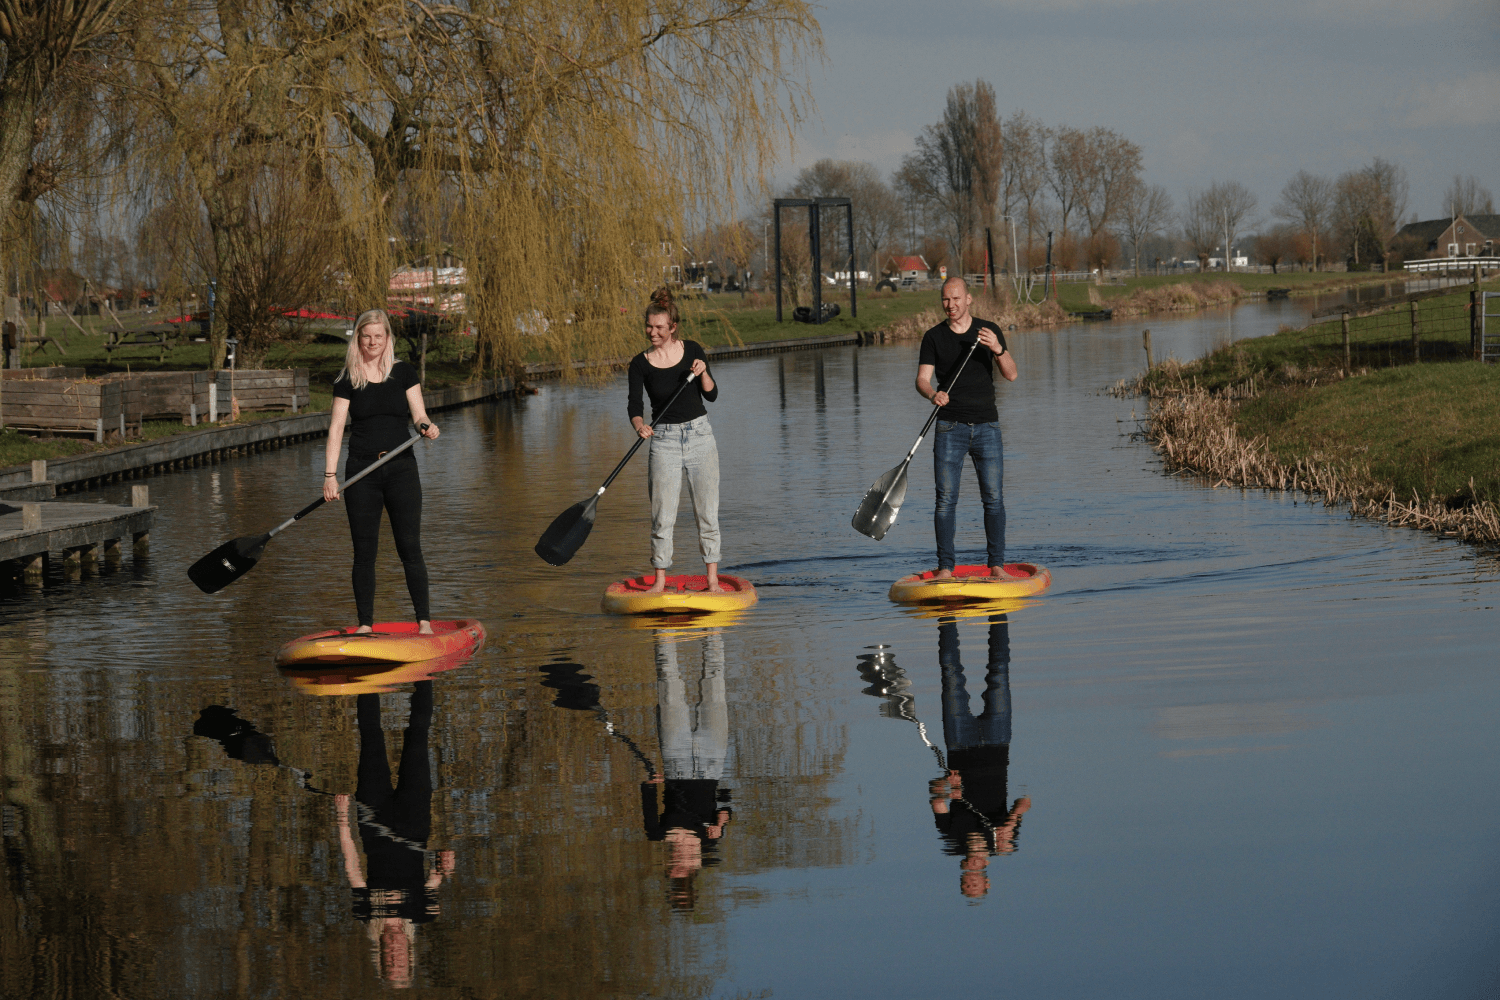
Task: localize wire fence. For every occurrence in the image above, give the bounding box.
[1263,285,1480,372]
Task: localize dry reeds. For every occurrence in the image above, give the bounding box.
[883,294,1069,342]
[1146,388,1500,545]
[1106,279,1243,319]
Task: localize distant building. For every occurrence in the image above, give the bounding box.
[1394,215,1500,258]
[885,255,930,283]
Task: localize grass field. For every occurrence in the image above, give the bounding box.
[1049,270,1406,314]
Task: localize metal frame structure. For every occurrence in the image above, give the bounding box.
[773,197,856,323]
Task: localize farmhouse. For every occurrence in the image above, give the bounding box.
[1394,214,1500,258]
[885,255,930,282]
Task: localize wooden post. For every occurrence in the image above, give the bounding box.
[1410,299,1421,362]
[1143,329,1152,369]
[132,485,150,554]
[1473,265,1483,360]
[21,503,41,531]
[31,459,45,483]
[1341,311,1351,373]
[104,537,121,562]
[79,542,98,573]
[420,331,428,385]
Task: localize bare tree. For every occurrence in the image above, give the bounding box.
[1332,158,1408,269]
[1001,111,1048,269]
[1443,174,1495,217]
[1046,126,1088,240]
[1273,170,1333,271]
[1115,180,1172,275]
[1078,126,1142,240]
[1181,190,1217,271]
[1190,180,1257,272]
[900,79,1002,272]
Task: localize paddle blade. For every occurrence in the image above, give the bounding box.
[851,465,909,541]
[535,497,598,566]
[188,534,271,594]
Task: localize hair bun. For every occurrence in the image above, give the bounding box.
[650,286,675,307]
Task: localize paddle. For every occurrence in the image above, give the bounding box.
[187,424,430,594]
[851,334,984,540]
[534,371,700,566]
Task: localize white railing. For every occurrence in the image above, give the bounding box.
[1403,257,1499,274]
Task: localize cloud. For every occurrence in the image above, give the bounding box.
[1403,70,1500,127]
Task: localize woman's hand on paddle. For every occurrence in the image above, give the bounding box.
[634,418,653,439]
[323,474,340,503]
[420,421,440,441]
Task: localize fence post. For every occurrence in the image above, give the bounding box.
[1341,311,1351,373]
[1410,300,1421,362]
[1143,329,1152,369]
[1473,265,1483,360]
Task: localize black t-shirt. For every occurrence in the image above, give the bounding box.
[918,319,1008,424]
[332,361,421,457]
[628,340,718,424]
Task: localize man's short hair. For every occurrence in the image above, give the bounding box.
[942,275,969,293]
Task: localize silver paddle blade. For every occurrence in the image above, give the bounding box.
[851,465,909,540]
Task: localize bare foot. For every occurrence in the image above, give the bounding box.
[988,565,1006,579]
[647,570,667,594]
[933,568,954,579]
[705,564,725,593]
[355,625,373,634]
[418,620,434,635]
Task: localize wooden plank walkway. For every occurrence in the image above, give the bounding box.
[0,486,155,574]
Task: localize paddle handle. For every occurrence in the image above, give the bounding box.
[596,371,699,495]
[268,424,430,538]
[904,335,985,460]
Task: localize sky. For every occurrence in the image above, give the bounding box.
[779,0,1499,225]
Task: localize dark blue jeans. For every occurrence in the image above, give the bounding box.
[933,420,1005,570]
[939,619,1012,751]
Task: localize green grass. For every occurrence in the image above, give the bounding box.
[668,288,940,348]
[1235,362,1500,503]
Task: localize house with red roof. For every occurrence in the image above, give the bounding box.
[885,255,930,283]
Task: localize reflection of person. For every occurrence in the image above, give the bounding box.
[915,277,1018,578]
[336,681,454,987]
[641,631,732,910]
[628,287,722,594]
[929,616,1030,898]
[325,308,441,634]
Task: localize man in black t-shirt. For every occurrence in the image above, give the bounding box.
[915,277,1019,577]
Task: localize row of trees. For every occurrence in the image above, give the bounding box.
[740,78,1493,289]
[0,0,822,370]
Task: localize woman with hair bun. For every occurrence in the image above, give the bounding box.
[628,288,724,593]
[325,308,441,633]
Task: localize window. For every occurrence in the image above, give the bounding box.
[1448,243,1459,257]
[1466,243,1476,256]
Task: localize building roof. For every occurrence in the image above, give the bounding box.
[1396,215,1500,243]
[888,255,929,272]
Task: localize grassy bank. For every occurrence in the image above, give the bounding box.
[1130,275,1500,544]
[1052,270,1405,315]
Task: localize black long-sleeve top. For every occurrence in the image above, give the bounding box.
[627,340,718,424]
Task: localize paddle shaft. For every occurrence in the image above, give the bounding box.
[897,333,986,466]
[588,371,699,500]
[269,424,429,539]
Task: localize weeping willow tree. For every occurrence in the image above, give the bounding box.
[118,0,819,376]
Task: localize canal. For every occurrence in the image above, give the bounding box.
[2,295,1496,998]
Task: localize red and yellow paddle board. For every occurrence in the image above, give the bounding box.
[279,648,476,695]
[602,574,758,615]
[273,619,486,666]
[888,564,1051,604]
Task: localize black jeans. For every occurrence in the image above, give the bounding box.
[344,453,429,626]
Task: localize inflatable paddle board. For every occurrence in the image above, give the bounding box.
[273,619,486,666]
[888,564,1051,604]
[602,574,758,615]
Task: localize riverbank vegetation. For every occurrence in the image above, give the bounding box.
[1127,277,1500,545]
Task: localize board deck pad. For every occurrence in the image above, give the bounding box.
[273,619,486,666]
[602,574,759,615]
[888,563,1052,604]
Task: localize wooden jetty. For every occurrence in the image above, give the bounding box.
[0,477,155,578]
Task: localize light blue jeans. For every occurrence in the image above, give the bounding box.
[648,414,721,569]
[656,631,728,781]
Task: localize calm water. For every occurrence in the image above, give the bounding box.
[3,298,1498,999]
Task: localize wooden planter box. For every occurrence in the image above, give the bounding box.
[217,369,310,413]
[102,371,214,423]
[1,377,124,437]
[3,367,88,380]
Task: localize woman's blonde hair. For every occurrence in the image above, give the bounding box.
[342,309,397,390]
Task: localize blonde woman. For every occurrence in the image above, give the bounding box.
[325,309,441,633]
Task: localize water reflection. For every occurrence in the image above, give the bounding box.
[542,630,734,911]
[340,682,453,986]
[857,614,1031,899]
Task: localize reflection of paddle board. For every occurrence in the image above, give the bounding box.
[602,574,758,615]
[273,620,486,666]
[888,564,1051,604]
[279,648,476,695]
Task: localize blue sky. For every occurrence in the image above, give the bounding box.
[781,0,1499,221]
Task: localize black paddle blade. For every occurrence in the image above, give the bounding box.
[187,534,271,594]
[534,496,598,566]
[851,465,909,541]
